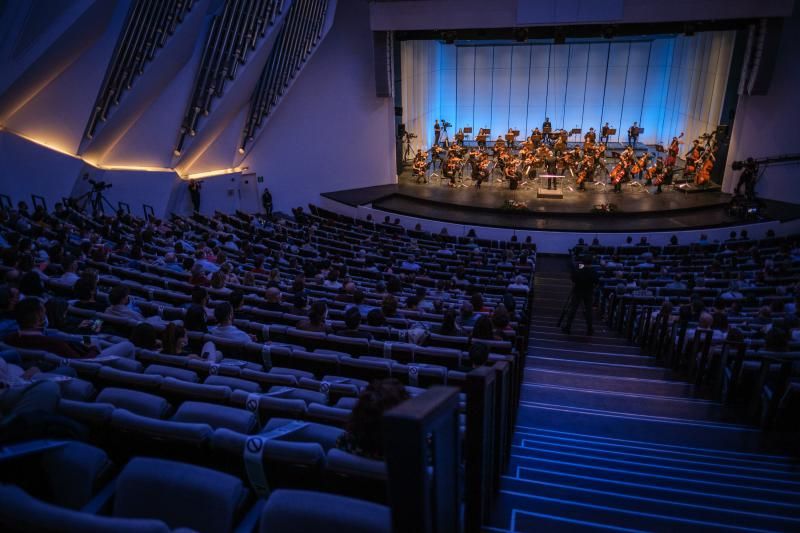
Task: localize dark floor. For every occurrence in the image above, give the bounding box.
[485,256,800,532]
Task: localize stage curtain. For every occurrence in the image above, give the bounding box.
[401,33,735,150]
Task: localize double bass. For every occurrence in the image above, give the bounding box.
[631,153,651,175]
[695,151,715,186]
[665,132,684,167]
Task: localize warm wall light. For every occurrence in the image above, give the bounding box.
[2,128,251,179]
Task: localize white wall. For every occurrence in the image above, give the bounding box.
[723,9,800,204]
[401,40,441,149]
[235,0,397,213]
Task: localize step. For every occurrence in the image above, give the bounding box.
[524,368,695,397]
[510,428,800,468]
[520,384,732,423]
[499,476,800,532]
[528,339,645,356]
[514,403,768,453]
[527,356,672,380]
[488,486,774,533]
[527,347,659,365]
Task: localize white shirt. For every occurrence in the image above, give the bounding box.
[210,325,251,343]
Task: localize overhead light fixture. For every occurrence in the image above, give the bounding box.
[602,26,615,39]
[173,149,181,157]
[684,23,695,36]
[554,29,565,45]
[237,146,245,154]
[514,28,528,43]
[442,31,456,44]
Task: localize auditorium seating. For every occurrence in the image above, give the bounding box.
[0,201,532,530]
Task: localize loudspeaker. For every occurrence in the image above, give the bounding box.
[373,31,393,97]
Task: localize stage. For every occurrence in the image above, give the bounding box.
[322,171,800,233]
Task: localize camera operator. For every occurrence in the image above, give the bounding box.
[734,158,757,200]
[562,256,598,336]
[433,119,441,146]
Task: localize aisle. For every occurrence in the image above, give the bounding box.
[486,256,800,532]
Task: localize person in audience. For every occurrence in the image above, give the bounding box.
[263,287,284,312]
[184,304,211,333]
[720,281,744,300]
[190,262,210,286]
[348,290,374,316]
[665,274,687,291]
[105,285,146,322]
[461,342,491,372]
[55,255,80,286]
[44,297,82,335]
[19,271,45,298]
[434,309,462,336]
[0,286,20,339]
[366,308,386,327]
[162,323,221,362]
[381,295,399,319]
[336,307,373,340]
[210,302,252,342]
[471,315,498,341]
[289,292,308,316]
[131,323,160,351]
[0,357,61,417]
[72,277,105,312]
[404,295,420,313]
[337,378,409,459]
[5,298,134,359]
[491,305,513,339]
[296,301,330,333]
[458,302,479,329]
[400,255,421,272]
[507,275,529,291]
[323,269,343,290]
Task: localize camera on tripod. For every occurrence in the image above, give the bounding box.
[404,132,417,140]
[441,120,452,129]
[88,179,112,192]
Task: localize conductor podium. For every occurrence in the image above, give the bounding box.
[537,175,564,199]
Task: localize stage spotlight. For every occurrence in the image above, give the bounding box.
[237,146,245,154]
[684,23,695,36]
[442,31,457,44]
[514,28,528,43]
[602,26,615,39]
[173,149,181,157]
[554,29,565,45]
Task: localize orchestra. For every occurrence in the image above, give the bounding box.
[411,118,718,194]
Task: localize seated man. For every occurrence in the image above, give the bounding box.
[1,357,61,417]
[209,302,252,343]
[5,298,135,359]
[263,287,284,312]
[72,277,106,312]
[335,306,373,340]
[105,285,145,321]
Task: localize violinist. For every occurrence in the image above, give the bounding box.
[476,128,488,150]
[553,135,567,157]
[505,158,519,190]
[600,122,611,144]
[455,128,465,146]
[430,144,445,170]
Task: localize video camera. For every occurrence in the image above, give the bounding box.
[88,179,112,192]
[441,120,452,129]
[404,132,417,139]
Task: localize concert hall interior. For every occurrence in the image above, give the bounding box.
[2,1,800,532]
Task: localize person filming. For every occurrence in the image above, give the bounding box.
[562,256,598,336]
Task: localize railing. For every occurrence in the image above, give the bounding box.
[238,0,328,153]
[175,0,282,156]
[85,0,196,139]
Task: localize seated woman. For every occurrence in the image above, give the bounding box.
[296,301,330,333]
[336,378,409,459]
[162,323,221,362]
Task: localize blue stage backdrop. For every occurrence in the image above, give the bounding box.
[401,32,734,151]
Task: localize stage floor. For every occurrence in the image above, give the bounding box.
[322,172,800,232]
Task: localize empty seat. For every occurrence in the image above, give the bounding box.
[204,374,262,393]
[173,401,259,434]
[261,418,344,450]
[110,409,213,446]
[96,388,172,419]
[58,399,115,427]
[159,376,231,403]
[143,364,199,383]
[288,350,340,378]
[0,485,170,532]
[265,386,326,405]
[40,442,113,509]
[113,457,248,533]
[259,489,390,533]
[97,367,162,391]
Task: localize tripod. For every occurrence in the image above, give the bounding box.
[440,123,450,146]
[402,133,417,162]
[73,186,116,215]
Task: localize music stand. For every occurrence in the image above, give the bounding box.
[654,144,666,153]
[463,126,472,143]
[570,128,582,143]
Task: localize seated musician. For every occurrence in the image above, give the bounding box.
[530,128,542,148]
[584,127,596,148]
[455,128,465,146]
[553,136,566,157]
[614,146,635,193]
[649,157,667,194]
[412,149,428,183]
[430,144,444,169]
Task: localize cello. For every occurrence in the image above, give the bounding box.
[631,153,651,175]
[695,152,715,186]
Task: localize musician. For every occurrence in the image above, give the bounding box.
[455,128,465,146]
[529,128,543,148]
[553,135,566,157]
[576,154,595,191]
[542,117,552,143]
[734,158,757,200]
[684,139,702,178]
[648,157,666,194]
[433,119,441,146]
[545,150,558,190]
[412,149,428,183]
[614,146,635,193]
[665,134,683,167]
[505,158,519,190]
[476,128,488,150]
[584,127,596,148]
[600,122,611,144]
[430,144,445,170]
[627,122,639,147]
